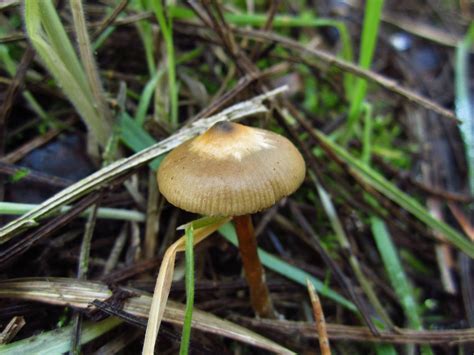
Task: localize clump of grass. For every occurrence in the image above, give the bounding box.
[23,0,112,151]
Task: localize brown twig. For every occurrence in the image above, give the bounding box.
[0,316,25,344]
[144,170,163,259]
[0,161,73,188]
[92,0,130,39]
[448,202,474,241]
[0,171,133,267]
[290,202,385,335]
[306,279,331,355]
[230,27,459,122]
[0,45,35,202]
[249,0,281,60]
[235,316,474,345]
[1,117,76,164]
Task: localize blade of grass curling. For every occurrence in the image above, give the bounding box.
[179,225,195,355]
[0,317,121,355]
[314,129,474,258]
[344,0,384,142]
[455,22,474,193]
[218,222,357,312]
[143,217,230,354]
[371,217,433,355]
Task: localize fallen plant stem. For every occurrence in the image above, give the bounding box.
[231,27,459,122]
[306,279,331,355]
[235,316,474,345]
[0,87,286,242]
[0,201,145,222]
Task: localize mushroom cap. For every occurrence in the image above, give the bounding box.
[157,121,306,216]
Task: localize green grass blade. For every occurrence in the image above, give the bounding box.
[136,69,165,125]
[118,112,164,170]
[93,26,116,51]
[455,22,474,192]
[345,0,384,141]
[69,0,113,126]
[0,317,121,355]
[179,225,195,355]
[152,1,178,127]
[23,0,110,145]
[371,217,433,355]
[133,0,156,76]
[361,103,373,164]
[315,130,474,258]
[218,222,357,312]
[39,0,90,94]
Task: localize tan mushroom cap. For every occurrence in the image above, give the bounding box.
[157,121,306,216]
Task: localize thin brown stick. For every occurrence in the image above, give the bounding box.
[144,170,163,259]
[234,316,474,345]
[0,316,25,344]
[234,214,276,318]
[307,279,331,355]
[0,161,73,188]
[448,202,474,241]
[249,1,281,60]
[0,45,35,202]
[92,0,130,39]
[1,117,76,164]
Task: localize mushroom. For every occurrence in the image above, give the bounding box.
[157,121,306,318]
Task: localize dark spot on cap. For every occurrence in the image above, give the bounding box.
[212,121,234,133]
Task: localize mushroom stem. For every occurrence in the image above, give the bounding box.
[234,214,276,318]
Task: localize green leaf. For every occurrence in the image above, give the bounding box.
[118,112,164,170]
[9,168,30,183]
[0,317,121,355]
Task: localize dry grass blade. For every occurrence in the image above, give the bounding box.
[236,317,474,345]
[0,277,295,354]
[0,316,25,344]
[0,87,287,242]
[143,218,230,354]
